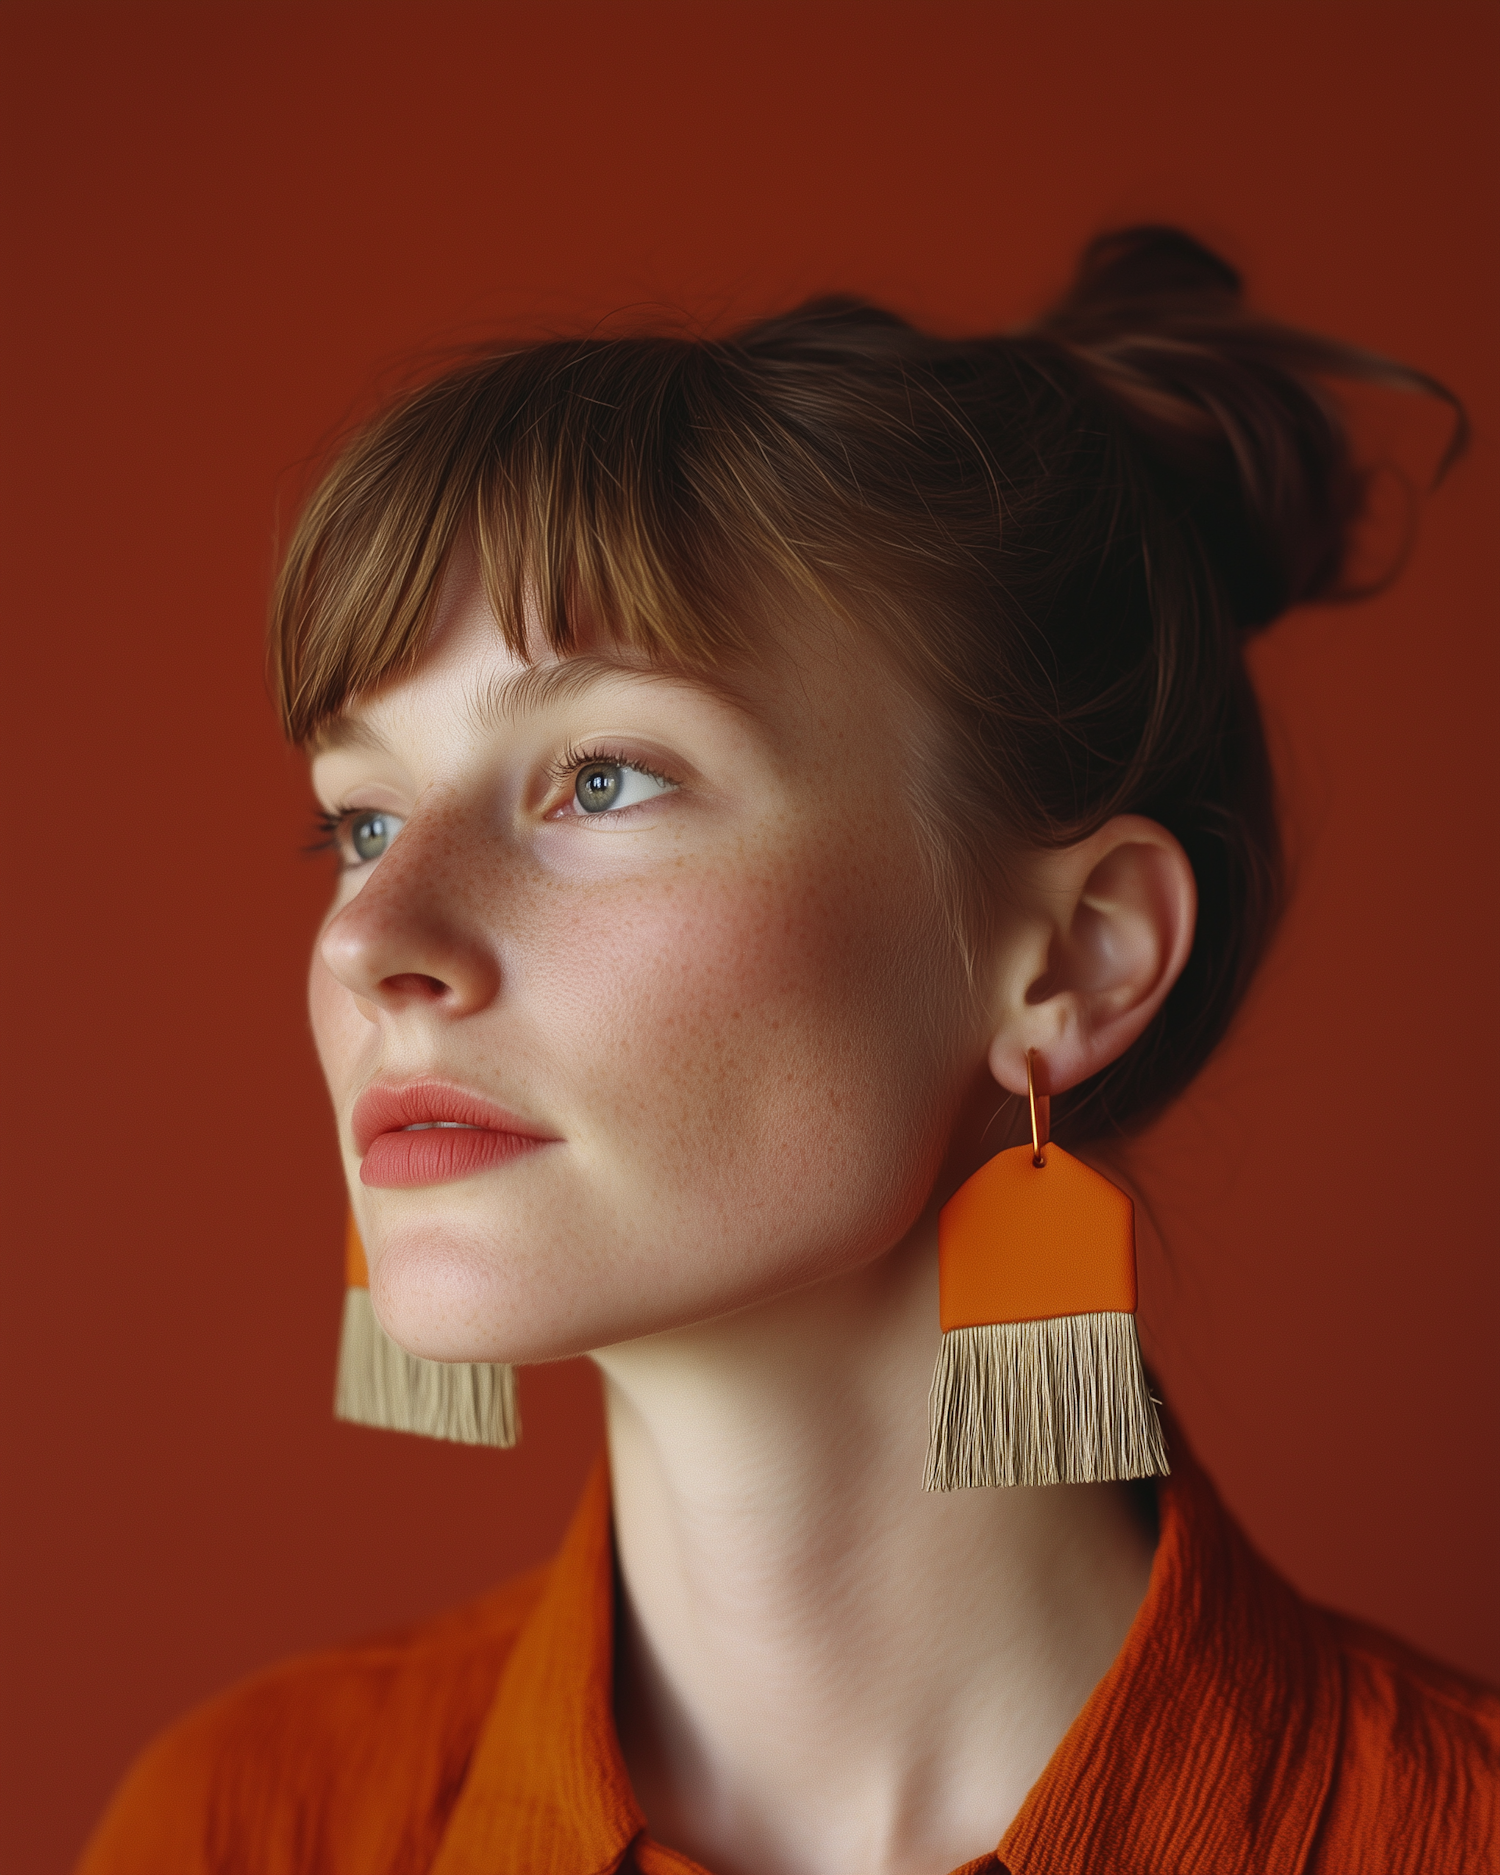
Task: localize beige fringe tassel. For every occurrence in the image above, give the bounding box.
[924,1310,1168,1490]
[334,1287,519,1448]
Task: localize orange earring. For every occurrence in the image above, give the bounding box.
[923,1051,1168,1490]
[334,1214,519,1449]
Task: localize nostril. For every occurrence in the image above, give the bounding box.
[380,972,451,1001]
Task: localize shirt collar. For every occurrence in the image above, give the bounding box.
[433,1419,1343,1875]
[998,1410,1343,1874]
[432,1456,640,1875]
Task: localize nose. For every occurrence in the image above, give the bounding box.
[317,810,502,1017]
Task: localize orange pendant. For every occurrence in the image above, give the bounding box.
[938,1142,1137,1331]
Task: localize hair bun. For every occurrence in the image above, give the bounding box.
[1025,227,1359,632]
[1061,225,1244,317]
[1025,224,1467,635]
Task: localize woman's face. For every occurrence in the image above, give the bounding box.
[308,555,989,1364]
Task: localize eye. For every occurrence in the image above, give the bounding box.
[348,810,403,862]
[572,760,674,815]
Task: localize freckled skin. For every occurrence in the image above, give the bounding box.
[309,560,981,1364]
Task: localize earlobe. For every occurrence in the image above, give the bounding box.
[988,815,1197,1099]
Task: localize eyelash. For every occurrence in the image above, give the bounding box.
[305,808,349,856]
[545,743,677,798]
[304,746,677,853]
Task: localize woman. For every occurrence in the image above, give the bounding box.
[80,228,1496,1873]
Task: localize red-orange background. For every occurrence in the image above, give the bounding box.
[3,4,1496,1867]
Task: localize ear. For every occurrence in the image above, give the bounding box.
[987,815,1197,1100]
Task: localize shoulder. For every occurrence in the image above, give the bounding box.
[76,1567,548,1875]
[1312,1608,1500,1873]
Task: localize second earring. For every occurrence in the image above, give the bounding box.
[924,1052,1167,1490]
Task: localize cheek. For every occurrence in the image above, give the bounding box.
[521,828,963,1305]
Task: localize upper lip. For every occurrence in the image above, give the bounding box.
[351,1079,557,1156]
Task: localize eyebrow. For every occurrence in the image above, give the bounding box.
[308,652,762,758]
[464,655,747,732]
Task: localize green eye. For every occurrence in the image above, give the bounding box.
[572,760,674,816]
[350,812,401,861]
[575,763,624,812]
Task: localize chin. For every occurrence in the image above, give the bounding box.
[365,1218,587,1364]
[363,1205,873,1367]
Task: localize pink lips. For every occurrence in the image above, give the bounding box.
[353,1080,558,1189]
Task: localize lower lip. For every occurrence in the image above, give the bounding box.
[360,1126,551,1189]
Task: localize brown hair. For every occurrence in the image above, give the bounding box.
[272,227,1463,1142]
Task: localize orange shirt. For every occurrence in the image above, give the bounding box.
[79,1424,1498,1873]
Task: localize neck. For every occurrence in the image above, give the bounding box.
[596,1216,1157,1875]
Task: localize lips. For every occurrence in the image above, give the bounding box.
[353,1080,557,1189]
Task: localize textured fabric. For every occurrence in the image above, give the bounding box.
[79,1426,1499,1874]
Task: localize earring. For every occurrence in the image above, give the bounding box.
[334,1214,519,1448]
[923,1051,1167,1490]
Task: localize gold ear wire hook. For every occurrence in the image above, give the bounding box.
[1026,1049,1050,1167]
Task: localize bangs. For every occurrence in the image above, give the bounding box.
[270,337,828,744]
